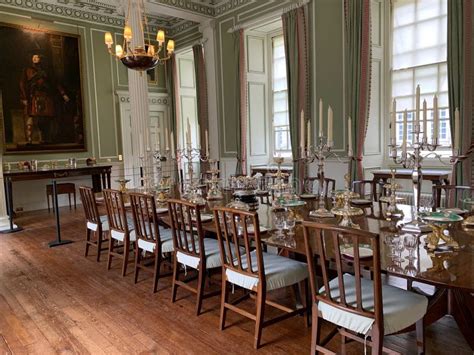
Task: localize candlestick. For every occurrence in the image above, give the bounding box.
[186,118,191,146]
[454,107,460,153]
[319,98,323,137]
[348,116,353,157]
[422,99,427,139]
[415,84,420,129]
[165,127,169,150]
[391,99,397,143]
[139,133,144,157]
[327,106,333,146]
[300,110,305,151]
[307,120,311,147]
[205,129,209,157]
[402,109,407,156]
[433,95,438,142]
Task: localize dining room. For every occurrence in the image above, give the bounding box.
[0,0,473,354]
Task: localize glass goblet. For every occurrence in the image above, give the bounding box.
[403,233,418,260]
[384,234,399,258]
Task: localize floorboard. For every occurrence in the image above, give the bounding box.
[0,208,471,354]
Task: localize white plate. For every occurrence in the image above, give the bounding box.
[156,208,168,214]
[300,194,317,199]
[436,207,468,215]
[192,214,213,223]
[246,225,269,234]
[341,246,373,259]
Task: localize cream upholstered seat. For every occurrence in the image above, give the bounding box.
[226,250,308,291]
[136,227,173,253]
[319,273,428,335]
[302,221,427,354]
[86,215,109,232]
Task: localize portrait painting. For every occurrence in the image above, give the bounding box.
[0,23,85,153]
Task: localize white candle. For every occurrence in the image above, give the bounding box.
[454,107,460,153]
[319,98,323,137]
[391,99,397,143]
[433,95,439,142]
[139,133,144,157]
[402,109,408,155]
[300,110,305,150]
[170,131,175,158]
[186,118,191,145]
[307,120,311,147]
[165,127,169,150]
[348,116,353,157]
[422,99,427,139]
[327,106,333,146]
[415,84,420,129]
[205,129,209,156]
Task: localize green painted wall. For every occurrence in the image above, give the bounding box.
[214,0,346,157]
[0,5,167,164]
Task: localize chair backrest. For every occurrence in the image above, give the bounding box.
[432,185,474,209]
[79,186,101,226]
[167,198,206,260]
[304,176,336,197]
[213,206,265,287]
[103,189,129,235]
[302,221,383,328]
[352,180,378,201]
[129,192,161,247]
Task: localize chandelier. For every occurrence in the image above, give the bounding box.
[104,0,175,71]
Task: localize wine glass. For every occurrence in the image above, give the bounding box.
[403,234,418,260]
[384,234,399,258]
[284,212,296,240]
[394,238,405,262]
[273,211,286,242]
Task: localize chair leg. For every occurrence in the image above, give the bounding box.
[311,303,321,354]
[96,232,102,262]
[107,238,114,270]
[371,326,383,355]
[171,254,179,303]
[341,333,347,355]
[219,277,229,330]
[416,318,425,355]
[122,239,129,277]
[305,279,311,328]
[152,252,161,293]
[68,193,72,210]
[254,289,266,349]
[195,266,206,316]
[84,229,91,257]
[73,190,76,209]
[134,247,141,284]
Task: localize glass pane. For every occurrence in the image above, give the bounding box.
[274,112,288,126]
[414,65,438,92]
[393,0,415,26]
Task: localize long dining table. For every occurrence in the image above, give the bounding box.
[154,190,474,349]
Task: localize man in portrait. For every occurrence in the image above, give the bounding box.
[19,51,70,144]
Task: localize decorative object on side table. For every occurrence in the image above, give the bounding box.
[331,174,363,228]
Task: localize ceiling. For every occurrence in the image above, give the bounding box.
[1,0,255,35]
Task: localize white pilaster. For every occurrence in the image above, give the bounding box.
[200,20,219,160]
[127,0,151,187]
[0,153,14,231]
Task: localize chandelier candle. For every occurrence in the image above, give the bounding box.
[319,98,323,137]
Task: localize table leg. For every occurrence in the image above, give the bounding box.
[47,179,73,248]
[0,177,22,234]
[448,289,474,350]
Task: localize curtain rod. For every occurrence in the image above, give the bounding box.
[227,0,310,33]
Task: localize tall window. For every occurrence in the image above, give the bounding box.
[392,0,451,147]
[271,35,290,156]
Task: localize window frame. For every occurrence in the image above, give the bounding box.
[268,31,292,161]
[386,0,452,163]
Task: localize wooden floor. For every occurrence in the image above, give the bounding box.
[0,207,471,354]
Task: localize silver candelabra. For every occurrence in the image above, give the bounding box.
[176,143,209,205]
[300,136,337,218]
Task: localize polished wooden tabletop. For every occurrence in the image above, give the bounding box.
[153,189,474,292]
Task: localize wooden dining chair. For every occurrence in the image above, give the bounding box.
[79,186,108,262]
[304,176,336,197]
[129,192,173,293]
[213,206,309,349]
[351,180,379,216]
[302,221,427,355]
[103,189,135,277]
[167,199,222,315]
[432,185,474,211]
